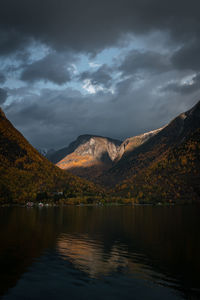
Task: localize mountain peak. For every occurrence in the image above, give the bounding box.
[52,134,122,180]
[77,134,122,144]
[47,134,122,164]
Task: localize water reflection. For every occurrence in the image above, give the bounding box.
[0,206,200,299]
[57,233,142,278]
[55,205,200,298]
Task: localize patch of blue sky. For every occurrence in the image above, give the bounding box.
[75,43,131,73]
[2,32,171,100]
[75,34,156,74]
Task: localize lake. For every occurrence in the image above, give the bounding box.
[0,205,199,299]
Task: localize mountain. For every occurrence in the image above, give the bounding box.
[0,109,102,203]
[114,127,200,203]
[114,127,163,162]
[46,135,103,164]
[51,130,163,181]
[50,101,200,194]
[55,135,122,180]
[47,134,121,163]
[111,100,200,203]
[1,99,199,205]
[100,101,200,187]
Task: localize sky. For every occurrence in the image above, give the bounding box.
[0,0,200,150]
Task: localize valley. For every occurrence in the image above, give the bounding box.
[0,100,200,204]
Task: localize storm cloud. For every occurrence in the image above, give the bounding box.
[5,71,199,149]
[161,73,200,95]
[1,0,200,149]
[21,53,75,85]
[172,40,200,71]
[0,0,200,55]
[119,50,172,77]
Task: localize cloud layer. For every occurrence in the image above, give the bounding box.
[0,0,200,149]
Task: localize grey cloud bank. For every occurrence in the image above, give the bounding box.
[0,0,200,54]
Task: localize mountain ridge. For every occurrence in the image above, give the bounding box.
[114,127,164,163]
[98,101,200,186]
[1,100,199,204]
[0,109,103,203]
[55,135,122,180]
[47,101,200,188]
[47,134,122,164]
[48,127,164,181]
[114,127,200,203]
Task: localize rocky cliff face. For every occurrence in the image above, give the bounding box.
[115,127,164,162]
[71,135,121,161]
[53,129,165,180]
[47,135,121,164]
[53,128,165,181]
[55,135,122,179]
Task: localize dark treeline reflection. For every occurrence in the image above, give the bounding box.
[0,206,200,299]
[0,208,58,296]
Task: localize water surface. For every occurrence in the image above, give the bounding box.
[0,205,199,299]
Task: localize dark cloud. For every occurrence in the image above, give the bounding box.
[119,50,171,76]
[0,29,31,56]
[0,0,200,55]
[171,39,200,71]
[5,72,199,149]
[0,73,6,84]
[161,73,200,94]
[80,65,112,88]
[1,0,200,149]
[21,53,74,85]
[0,88,8,105]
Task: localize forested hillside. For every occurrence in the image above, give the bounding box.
[114,128,200,203]
[99,101,200,187]
[0,109,103,203]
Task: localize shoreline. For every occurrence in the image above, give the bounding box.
[0,202,199,208]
